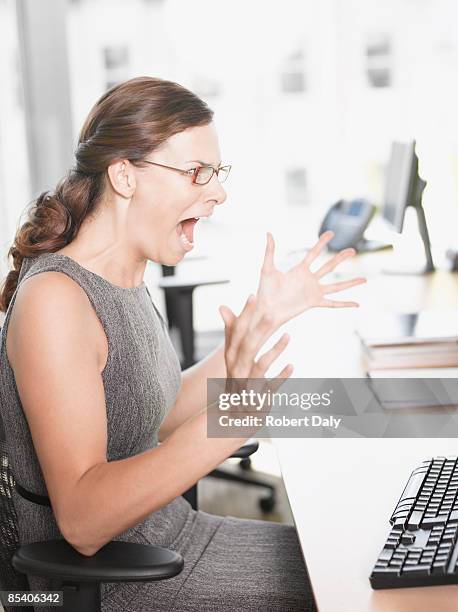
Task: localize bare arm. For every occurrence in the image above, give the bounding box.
[159,342,226,441]
[8,273,246,557]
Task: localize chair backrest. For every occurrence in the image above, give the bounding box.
[0,438,31,589]
[0,323,33,610]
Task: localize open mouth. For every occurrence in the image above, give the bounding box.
[176,217,200,250]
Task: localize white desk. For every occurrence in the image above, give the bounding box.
[273,261,458,611]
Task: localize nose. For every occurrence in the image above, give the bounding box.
[205,173,227,206]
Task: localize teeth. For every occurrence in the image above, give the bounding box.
[180,232,194,247]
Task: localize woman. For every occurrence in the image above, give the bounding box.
[0,76,365,611]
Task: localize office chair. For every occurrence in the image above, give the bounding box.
[207,446,276,513]
[160,265,277,513]
[182,439,275,512]
[0,423,183,612]
[0,404,259,611]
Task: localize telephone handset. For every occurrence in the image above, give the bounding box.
[319,199,376,252]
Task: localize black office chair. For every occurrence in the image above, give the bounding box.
[0,411,259,611]
[182,439,275,512]
[207,443,276,513]
[0,427,183,612]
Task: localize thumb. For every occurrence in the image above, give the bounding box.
[261,231,275,273]
[219,304,236,328]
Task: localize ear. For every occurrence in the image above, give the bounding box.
[107,159,136,198]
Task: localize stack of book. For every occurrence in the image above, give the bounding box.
[356,310,458,371]
[367,368,458,409]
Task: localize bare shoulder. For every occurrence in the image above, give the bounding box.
[15,270,89,308]
[7,271,107,372]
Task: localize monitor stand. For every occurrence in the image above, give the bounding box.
[383,201,435,276]
[355,237,393,253]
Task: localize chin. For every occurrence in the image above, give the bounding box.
[162,251,186,267]
[145,251,181,268]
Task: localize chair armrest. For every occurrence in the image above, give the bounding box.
[13,540,183,583]
[229,439,259,459]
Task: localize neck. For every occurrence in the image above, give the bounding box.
[55,203,147,289]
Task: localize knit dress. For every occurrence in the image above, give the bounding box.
[0,252,316,612]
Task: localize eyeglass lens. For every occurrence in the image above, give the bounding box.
[195,166,231,185]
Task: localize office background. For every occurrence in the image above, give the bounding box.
[1,0,458,331]
[1,4,458,608]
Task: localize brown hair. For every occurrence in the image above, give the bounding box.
[0,76,213,312]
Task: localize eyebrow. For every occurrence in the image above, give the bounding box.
[185,159,222,167]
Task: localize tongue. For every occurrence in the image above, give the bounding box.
[181,218,198,243]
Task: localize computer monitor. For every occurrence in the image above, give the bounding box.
[382,140,434,273]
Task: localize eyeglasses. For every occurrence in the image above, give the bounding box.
[143,160,231,185]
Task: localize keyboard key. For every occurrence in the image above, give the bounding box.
[402,565,430,575]
[407,511,424,529]
[442,536,455,545]
[401,473,427,502]
[371,567,401,578]
[378,549,394,562]
[401,533,416,545]
[422,517,447,528]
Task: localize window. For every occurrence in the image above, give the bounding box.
[366,33,392,88]
[285,168,307,206]
[103,45,130,90]
[192,75,221,99]
[0,0,30,267]
[280,49,306,93]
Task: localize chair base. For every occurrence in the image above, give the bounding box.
[208,468,277,513]
[60,581,101,612]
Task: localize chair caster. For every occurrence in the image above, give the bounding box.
[239,458,252,471]
[259,493,276,513]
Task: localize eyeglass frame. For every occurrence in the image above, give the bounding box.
[142,159,231,185]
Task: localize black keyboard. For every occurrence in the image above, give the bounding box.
[370,456,458,589]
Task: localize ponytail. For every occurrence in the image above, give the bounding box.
[0,170,103,312]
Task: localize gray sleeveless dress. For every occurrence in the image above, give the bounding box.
[0,252,315,612]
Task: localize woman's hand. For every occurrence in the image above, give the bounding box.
[255,230,366,328]
[219,294,293,397]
